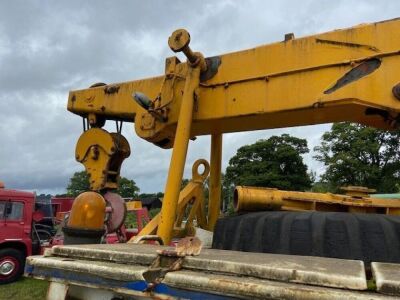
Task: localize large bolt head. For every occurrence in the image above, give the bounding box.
[168,29,190,52]
[393,82,400,101]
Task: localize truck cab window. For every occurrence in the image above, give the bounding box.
[5,202,24,221]
[0,201,5,219]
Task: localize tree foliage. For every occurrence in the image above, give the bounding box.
[118,177,140,198]
[181,178,190,190]
[221,172,235,214]
[314,122,400,193]
[66,171,90,196]
[139,192,164,199]
[66,171,140,197]
[225,134,313,191]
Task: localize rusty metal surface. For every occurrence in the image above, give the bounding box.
[165,270,394,300]
[27,256,146,282]
[372,262,400,296]
[234,186,400,214]
[47,243,367,290]
[49,244,166,265]
[103,191,127,233]
[68,19,400,138]
[200,56,221,82]
[324,58,381,94]
[26,254,394,300]
[184,248,367,290]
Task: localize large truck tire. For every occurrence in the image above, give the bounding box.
[0,248,25,284]
[212,211,400,265]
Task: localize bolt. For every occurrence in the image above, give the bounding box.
[182,47,197,65]
[393,83,400,101]
[175,31,182,42]
[168,29,190,53]
[168,29,205,70]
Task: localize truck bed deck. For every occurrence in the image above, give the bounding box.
[25,243,400,299]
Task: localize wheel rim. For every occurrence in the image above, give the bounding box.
[0,256,18,278]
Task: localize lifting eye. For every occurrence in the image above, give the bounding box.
[192,159,210,181]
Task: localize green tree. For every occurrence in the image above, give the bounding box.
[66,171,139,197]
[311,181,331,193]
[314,122,400,193]
[221,172,235,214]
[118,177,140,198]
[225,134,313,191]
[139,192,164,199]
[181,178,190,190]
[66,171,89,196]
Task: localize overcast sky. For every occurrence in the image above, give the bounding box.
[0,0,399,195]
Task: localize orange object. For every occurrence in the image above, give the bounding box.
[67,192,106,230]
[126,200,143,210]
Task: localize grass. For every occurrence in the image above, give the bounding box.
[0,278,48,300]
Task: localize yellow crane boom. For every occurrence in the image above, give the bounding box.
[66,18,400,244]
[69,18,400,141]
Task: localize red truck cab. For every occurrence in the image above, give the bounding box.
[51,197,74,222]
[0,185,40,284]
